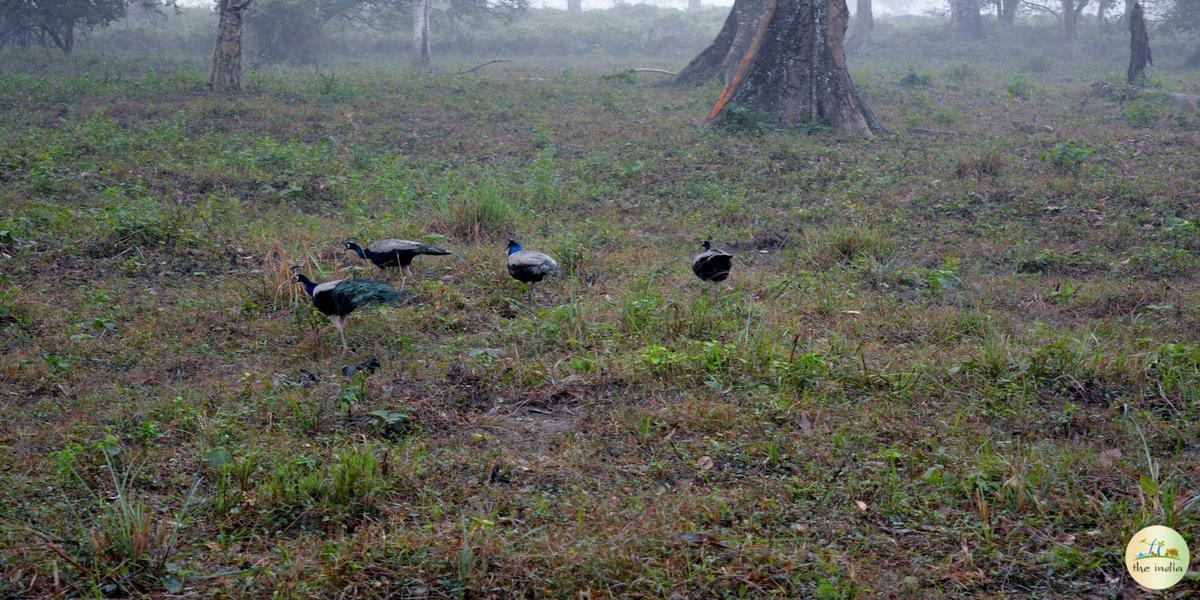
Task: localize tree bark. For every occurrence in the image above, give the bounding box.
[208,0,252,91]
[846,0,873,51]
[705,0,884,135]
[950,0,985,40]
[999,0,1019,24]
[1127,2,1151,83]
[673,2,742,86]
[413,0,432,66]
[568,0,582,13]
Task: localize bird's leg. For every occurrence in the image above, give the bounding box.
[332,316,349,354]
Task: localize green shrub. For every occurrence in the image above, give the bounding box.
[1039,141,1097,174]
[944,62,978,82]
[1123,94,1170,128]
[1006,73,1035,99]
[899,65,933,87]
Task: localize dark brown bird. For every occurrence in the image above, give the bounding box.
[692,240,733,294]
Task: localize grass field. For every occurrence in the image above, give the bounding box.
[2,15,1200,597]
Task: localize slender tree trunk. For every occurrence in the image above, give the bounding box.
[1127,2,1151,83]
[208,0,252,91]
[1122,0,1134,21]
[950,0,985,40]
[1096,0,1108,26]
[846,0,873,51]
[705,0,884,135]
[63,22,74,54]
[412,0,431,66]
[1000,0,1019,24]
[689,0,703,10]
[1062,0,1077,42]
[568,0,582,13]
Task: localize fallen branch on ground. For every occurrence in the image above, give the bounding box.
[443,59,511,76]
[627,68,677,76]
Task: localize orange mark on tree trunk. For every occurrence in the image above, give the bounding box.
[706,0,780,122]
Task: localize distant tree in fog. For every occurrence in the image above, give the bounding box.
[242,0,527,66]
[1164,0,1200,66]
[949,0,985,40]
[846,0,873,50]
[0,0,127,54]
[994,0,1021,24]
[1025,0,1092,42]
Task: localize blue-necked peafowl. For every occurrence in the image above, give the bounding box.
[692,240,733,294]
[293,272,412,352]
[506,240,560,294]
[344,239,451,289]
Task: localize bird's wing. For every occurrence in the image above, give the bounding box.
[312,279,345,295]
[331,279,412,310]
[367,239,422,253]
[693,249,731,263]
[509,251,555,267]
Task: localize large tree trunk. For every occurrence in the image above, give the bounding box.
[999,0,1019,24]
[846,0,873,51]
[208,0,252,91]
[568,0,582,13]
[703,0,883,135]
[672,0,753,87]
[951,0,985,40]
[1127,2,1151,83]
[412,0,431,66]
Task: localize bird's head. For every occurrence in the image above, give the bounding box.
[343,239,360,251]
[506,239,521,255]
[702,240,712,251]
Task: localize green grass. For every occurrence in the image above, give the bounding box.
[1,16,1200,597]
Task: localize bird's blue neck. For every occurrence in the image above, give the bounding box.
[349,244,368,259]
[301,280,317,296]
[507,244,522,256]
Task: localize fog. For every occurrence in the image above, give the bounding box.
[172,0,945,15]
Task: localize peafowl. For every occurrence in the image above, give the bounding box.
[293,272,412,353]
[344,238,451,289]
[506,239,560,294]
[692,240,733,294]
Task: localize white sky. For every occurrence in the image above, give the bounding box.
[173,0,943,15]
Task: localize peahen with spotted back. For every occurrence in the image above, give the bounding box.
[692,240,733,294]
[344,238,451,289]
[506,239,560,295]
[293,271,412,353]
